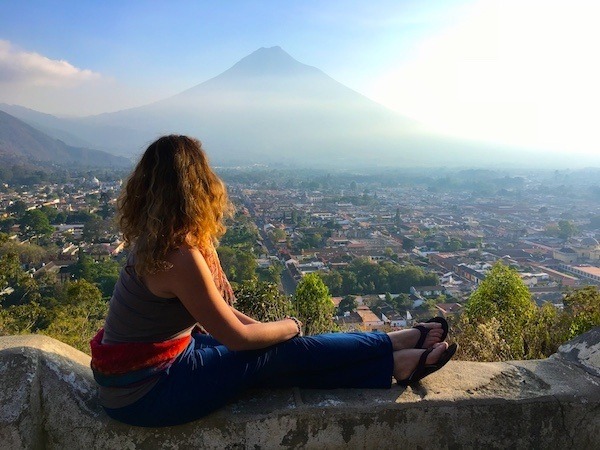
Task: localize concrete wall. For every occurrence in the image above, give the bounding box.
[1,328,599,449]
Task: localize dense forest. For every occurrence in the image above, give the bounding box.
[319,258,439,296]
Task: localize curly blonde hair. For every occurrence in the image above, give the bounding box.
[118,135,233,275]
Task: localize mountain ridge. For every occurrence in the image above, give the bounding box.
[0,46,566,168]
[211,46,322,78]
[0,110,131,168]
[71,46,427,164]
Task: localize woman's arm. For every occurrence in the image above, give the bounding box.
[153,247,297,351]
[232,307,260,324]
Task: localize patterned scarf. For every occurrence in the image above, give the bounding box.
[200,240,236,306]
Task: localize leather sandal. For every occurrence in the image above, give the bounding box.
[397,343,458,386]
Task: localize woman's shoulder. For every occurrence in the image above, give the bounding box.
[135,247,203,299]
[160,246,213,279]
[166,245,205,264]
[148,245,218,300]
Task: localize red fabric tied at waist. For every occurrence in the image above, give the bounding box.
[90,328,192,375]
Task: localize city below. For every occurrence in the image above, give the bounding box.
[2,166,600,333]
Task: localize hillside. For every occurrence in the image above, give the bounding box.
[0,110,131,168]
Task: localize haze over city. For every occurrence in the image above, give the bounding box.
[0,0,599,167]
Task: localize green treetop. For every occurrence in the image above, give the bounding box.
[465,262,536,359]
[563,286,600,338]
[337,295,357,315]
[19,209,54,240]
[294,273,335,335]
[234,278,292,322]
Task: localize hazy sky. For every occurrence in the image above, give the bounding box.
[0,0,598,156]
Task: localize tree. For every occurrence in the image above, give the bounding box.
[394,293,412,310]
[39,206,59,224]
[257,262,283,285]
[394,208,401,225]
[0,241,48,265]
[318,270,342,295]
[270,228,287,242]
[7,200,26,216]
[72,253,96,283]
[462,262,536,359]
[453,316,513,362]
[43,280,107,354]
[338,295,357,314]
[557,220,577,240]
[19,209,54,239]
[61,279,104,309]
[0,301,51,335]
[544,224,560,237]
[66,210,96,224]
[293,273,335,335]
[293,230,324,251]
[52,211,68,225]
[402,237,415,252]
[217,246,257,283]
[82,215,104,243]
[317,259,437,296]
[0,253,40,306]
[444,238,463,252]
[522,302,571,359]
[0,218,15,234]
[84,193,100,208]
[99,191,114,220]
[71,253,121,297]
[234,278,292,322]
[416,297,438,315]
[457,283,600,362]
[221,217,260,248]
[588,214,600,229]
[94,261,121,298]
[562,286,600,338]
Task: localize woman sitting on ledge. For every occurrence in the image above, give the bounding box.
[90,135,457,428]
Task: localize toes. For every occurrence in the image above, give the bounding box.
[426,342,449,364]
[424,329,444,344]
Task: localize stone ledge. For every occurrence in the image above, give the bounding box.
[1,329,599,449]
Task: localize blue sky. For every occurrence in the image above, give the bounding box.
[1,0,599,156]
[0,0,463,93]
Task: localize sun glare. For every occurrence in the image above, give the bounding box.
[368,0,600,156]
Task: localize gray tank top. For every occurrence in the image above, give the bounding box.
[99,254,197,408]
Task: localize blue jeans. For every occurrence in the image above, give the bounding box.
[104,331,393,427]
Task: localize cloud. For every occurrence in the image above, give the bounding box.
[0,40,102,86]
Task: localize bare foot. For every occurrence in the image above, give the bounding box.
[387,322,444,351]
[392,342,449,382]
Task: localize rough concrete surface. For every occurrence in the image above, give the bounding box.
[0,328,599,450]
